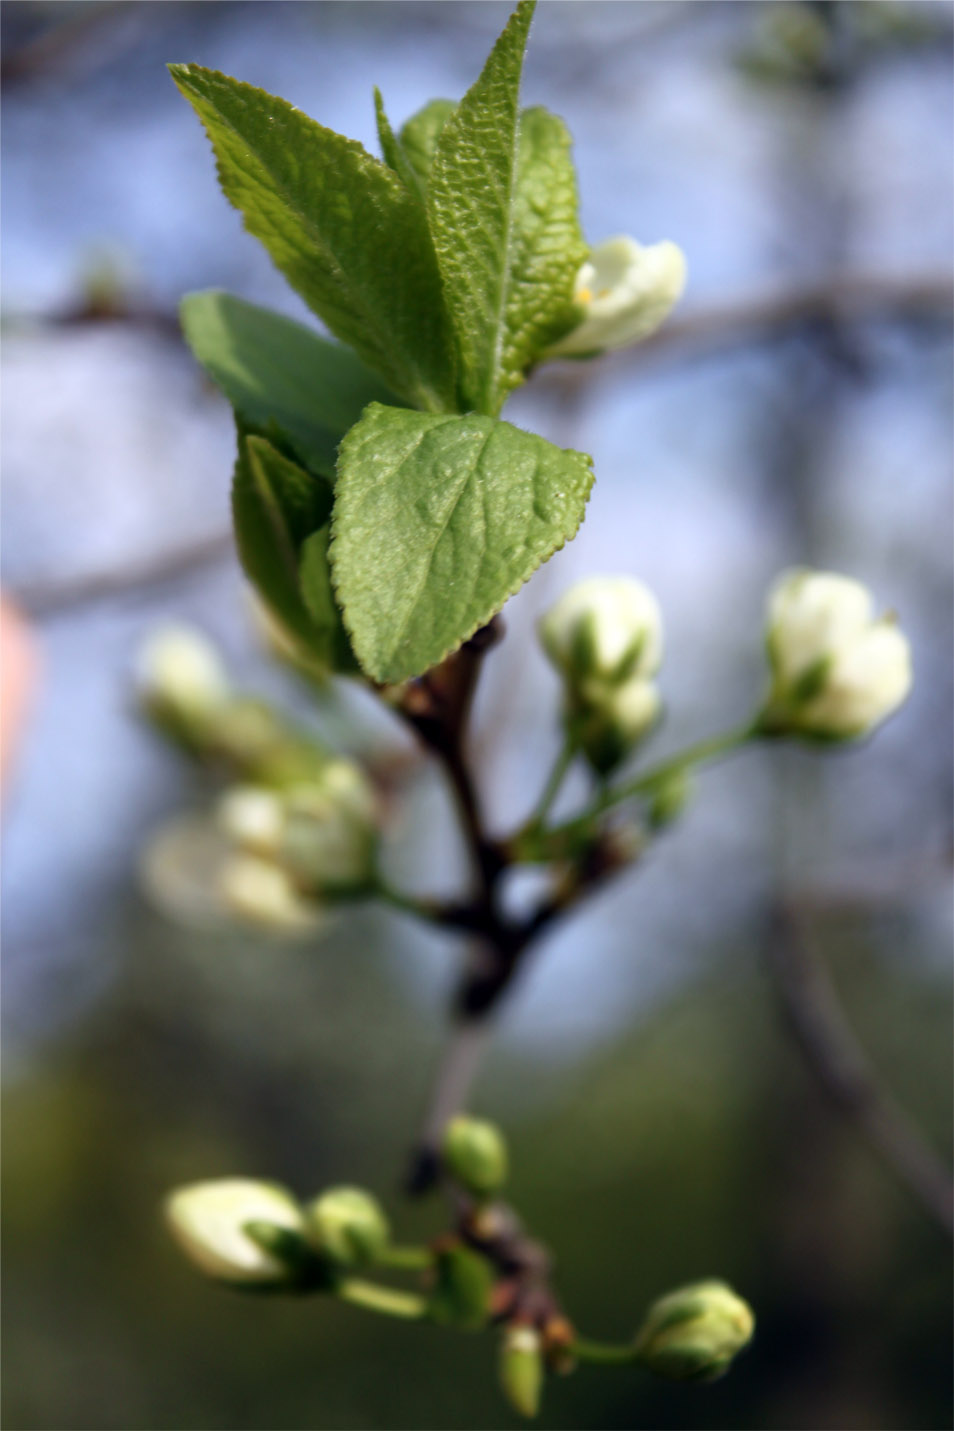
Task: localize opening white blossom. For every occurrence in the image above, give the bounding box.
[549,237,687,357]
[540,576,663,689]
[165,1178,305,1284]
[766,569,912,739]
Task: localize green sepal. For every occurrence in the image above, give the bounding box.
[242,1221,337,1293]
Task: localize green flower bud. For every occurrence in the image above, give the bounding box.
[500,1326,544,1419]
[164,1178,306,1287]
[443,1116,508,1197]
[306,1186,390,1267]
[634,1279,754,1383]
[571,676,661,776]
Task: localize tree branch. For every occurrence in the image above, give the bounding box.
[767,901,953,1237]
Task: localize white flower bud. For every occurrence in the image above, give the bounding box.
[165,1178,305,1285]
[550,237,686,357]
[307,1186,390,1266]
[136,624,229,725]
[766,569,912,739]
[219,853,322,934]
[540,576,663,690]
[216,785,286,858]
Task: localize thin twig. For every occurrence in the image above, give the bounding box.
[15,528,236,618]
[767,902,953,1237]
[406,1019,494,1195]
[537,272,954,399]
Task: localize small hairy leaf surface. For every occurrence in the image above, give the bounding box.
[331,403,594,683]
[508,106,588,366]
[427,1,585,414]
[170,65,455,412]
[182,290,393,479]
[397,98,457,190]
[233,432,354,671]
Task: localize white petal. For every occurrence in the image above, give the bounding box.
[768,569,872,684]
[552,238,686,356]
[540,575,663,681]
[166,1179,304,1282]
[802,622,912,734]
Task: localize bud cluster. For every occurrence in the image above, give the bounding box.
[164,1120,754,1419]
[137,624,379,935]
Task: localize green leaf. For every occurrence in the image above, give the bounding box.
[373,88,423,199]
[509,106,588,362]
[427,1243,494,1331]
[300,527,361,675]
[181,290,394,480]
[397,98,456,190]
[427,1,585,413]
[233,431,354,671]
[331,403,594,683]
[169,65,456,412]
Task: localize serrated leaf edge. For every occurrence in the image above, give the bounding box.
[327,404,595,684]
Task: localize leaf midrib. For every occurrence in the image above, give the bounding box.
[483,103,522,415]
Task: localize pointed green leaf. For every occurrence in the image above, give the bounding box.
[233,432,353,671]
[427,1,585,413]
[300,526,360,675]
[182,290,394,479]
[373,88,423,199]
[331,403,594,683]
[398,98,457,190]
[169,65,456,412]
[508,106,588,362]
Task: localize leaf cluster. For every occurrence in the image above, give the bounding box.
[171,0,592,684]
